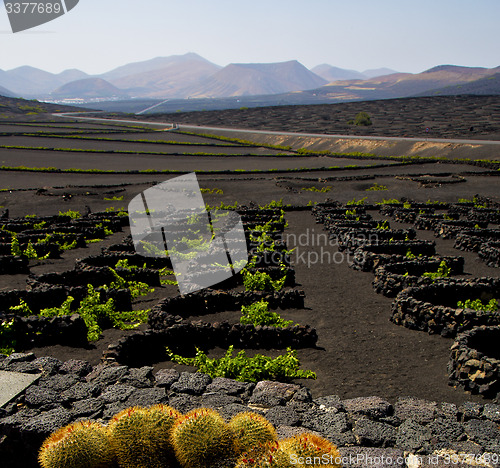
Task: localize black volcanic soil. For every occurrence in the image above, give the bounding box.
[0,114,499,405]
[126,95,500,140]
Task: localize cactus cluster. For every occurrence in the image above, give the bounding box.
[235,433,342,468]
[229,411,277,455]
[38,421,114,468]
[38,405,341,468]
[171,408,234,468]
[108,405,181,468]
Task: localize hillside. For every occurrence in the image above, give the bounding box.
[183,60,327,98]
[291,65,500,102]
[0,95,90,116]
[0,85,14,97]
[131,94,500,140]
[0,66,90,96]
[51,78,129,99]
[109,54,221,98]
[311,64,366,82]
[416,72,500,97]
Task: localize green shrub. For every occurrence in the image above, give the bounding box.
[366,183,388,191]
[59,210,80,219]
[457,298,498,312]
[422,261,451,280]
[0,318,16,355]
[242,270,286,292]
[301,186,331,193]
[376,220,390,230]
[240,300,294,328]
[348,111,372,126]
[167,346,316,382]
[346,197,367,205]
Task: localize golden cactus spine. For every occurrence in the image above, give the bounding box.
[279,433,342,467]
[107,404,181,468]
[229,411,278,455]
[38,420,114,468]
[171,407,235,468]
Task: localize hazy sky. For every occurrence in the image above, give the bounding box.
[1,0,499,75]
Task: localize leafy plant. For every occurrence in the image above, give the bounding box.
[376,220,390,230]
[166,346,316,382]
[106,267,153,299]
[242,270,286,292]
[406,249,416,259]
[0,318,16,355]
[346,197,367,205]
[104,195,124,201]
[33,285,149,341]
[376,198,401,205]
[457,298,499,312]
[348,111,372,126]
[10,235,22,256]
[58,210,80,219]
[366,183,388,191]
[301,186,331,193]
[240,300,295,328]
[422,261,451,280]
[200,188,224,195]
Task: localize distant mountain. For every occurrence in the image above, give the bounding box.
[287,64,500,103]
[0,84,14,97]
[101,52,219,82]
[106,53,221,98]
[0,66,89,96]
[415,70,500,97]
[57,69,89,83]
[51,78,129,99]
[362,67,399,78]
[311,64,366,82]
[0,94,92,114]
[183,60,327,98]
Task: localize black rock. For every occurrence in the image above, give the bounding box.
[170,372,211,395]
[125,387,167,407]
[98,384,135,404]
[394,397,437,424]
[353,419,397,447]
[265,406,301,427]
[59,359,92,377]
[344,397,393,420]
[70,398,104,418]
[154,369,180,388]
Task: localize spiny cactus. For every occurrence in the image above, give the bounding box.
[171,407,234,468]
[235,441,290,468]
[279,433,342,467]
[108,405,181,468]
[38,420,114,468]
[229,412,277,455]
[236,433,342,468]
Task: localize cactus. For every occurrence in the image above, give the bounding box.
[171,407,234,468]
[229,412,277,455]
[235,433,342,468]
[38,420,114,468]
[279,433,342,467]
[108,405,181,468]
[235,441,290,468]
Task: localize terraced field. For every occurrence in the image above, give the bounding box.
[0,113,500,468]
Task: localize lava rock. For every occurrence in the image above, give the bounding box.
[170,372,212,395]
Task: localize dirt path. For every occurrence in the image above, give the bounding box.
[285,211,486,404]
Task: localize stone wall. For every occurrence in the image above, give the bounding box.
[1,353,500,468]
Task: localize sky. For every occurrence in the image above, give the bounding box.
[0,0,499,75]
